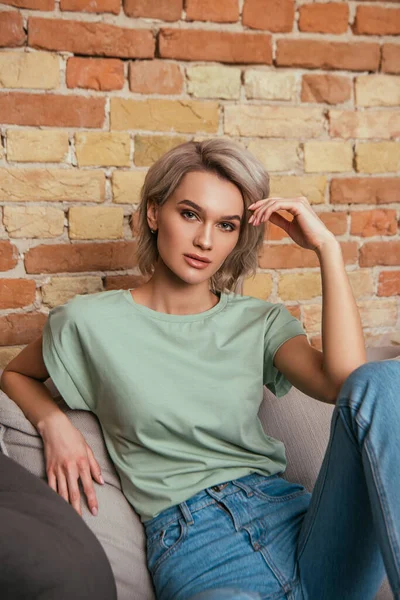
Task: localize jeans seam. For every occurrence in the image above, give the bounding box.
[365,433,400,584]
[296,411,339,562]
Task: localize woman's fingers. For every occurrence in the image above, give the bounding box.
[66,467,83,516]
[79,463,99,516]
[86,444,104,485]
[56,469,70,505]
[47,470,57,494]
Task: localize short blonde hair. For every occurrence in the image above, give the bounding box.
[136,138,270,294]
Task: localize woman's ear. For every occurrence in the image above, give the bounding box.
[146,201,158,230]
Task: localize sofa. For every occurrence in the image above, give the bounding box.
[0,344,398,600]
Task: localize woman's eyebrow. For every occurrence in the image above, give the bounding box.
[177,199,242,222]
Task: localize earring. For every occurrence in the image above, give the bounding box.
[150,229,156,234]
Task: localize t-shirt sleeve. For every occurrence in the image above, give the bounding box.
[263,303,307,398]
[42,300,95,412]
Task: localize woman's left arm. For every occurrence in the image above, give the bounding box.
[248,196,367,404]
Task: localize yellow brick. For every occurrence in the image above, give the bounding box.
[358,299,398,328]
[75,132,131,167]
[7,129,69,163]
[186,65,241,99]
[303,304,322,333]
[278,272,322,301]
[355,142,400,173]
[0,168,105,202]
[224,106,324,138]
[0,51,59,89]
[242,273,273,300]
[0,347,24,371]
[134,134,188,167]
[3,206,64,238]
[112,170,147,204]
[355,75,400,107]
[304,141,353,173]
[364,332,400,348]
[69,206,124,240]
[347,270,374,298]
[41,276,103,307]
[269,175,326,205]
[247,139,301,172]
[111,98,219,133]
[244,70,296,101]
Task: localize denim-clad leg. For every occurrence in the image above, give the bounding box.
[296,360,400,600]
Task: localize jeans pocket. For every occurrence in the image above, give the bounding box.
[146,517,188,574]
[251,475,308,503]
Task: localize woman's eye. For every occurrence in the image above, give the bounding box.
[181,211,235,232]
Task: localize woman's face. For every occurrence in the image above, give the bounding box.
[148,170,244,285]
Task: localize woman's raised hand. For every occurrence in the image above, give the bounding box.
[40,413,104,517]
[248,195,337,253]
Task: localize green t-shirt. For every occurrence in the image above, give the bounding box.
[42,289,307,522]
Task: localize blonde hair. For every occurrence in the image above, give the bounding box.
[135,138,270,294]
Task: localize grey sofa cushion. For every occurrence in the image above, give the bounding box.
[1,345,398,599]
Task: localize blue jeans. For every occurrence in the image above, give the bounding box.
[144,360,400,600]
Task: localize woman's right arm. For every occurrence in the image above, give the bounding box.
[0,335,103,517]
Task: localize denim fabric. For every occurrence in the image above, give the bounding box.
[144,360,400,600]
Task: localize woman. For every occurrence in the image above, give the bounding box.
[1,139,399,600]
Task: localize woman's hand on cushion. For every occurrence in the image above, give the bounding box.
[40,413,104,517]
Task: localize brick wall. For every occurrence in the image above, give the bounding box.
[0,0,399,366]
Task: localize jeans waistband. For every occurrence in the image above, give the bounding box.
[143,472,281,540]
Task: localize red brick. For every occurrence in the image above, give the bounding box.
[378,271,400,297]
[382,44,400,75]
[0,241,19,272]
[67,58,124,91]
[28,17,155,59]
[123,0,182,20]
[60,0,120,15]
[276,40,380,72]
[0,279,36,310]
[129,60,183,94]
[1,0,53,9]
[105,273,150,290]
[0,11,25,47]
[242,0,294,32]
[0,312,47,346]
[299,3,348,34]
[330,178,400,205]
[287,305,301,321]
[266,209,347,241]
[25,241,137,274]
[258,241,357,269]
[159,28,272,64]
[0,93,105,128]
[360,241,400,267]
[353,6,400,35]
[186,0,239,23]
[350,209,397,237]
[301,74,351,104]
[320,211,347,236]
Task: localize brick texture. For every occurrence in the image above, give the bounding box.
[0,0,398,356]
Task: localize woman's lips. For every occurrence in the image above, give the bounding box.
[183,255,211,269]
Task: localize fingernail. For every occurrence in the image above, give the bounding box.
[92,507,98,516]
[99,475,104,485]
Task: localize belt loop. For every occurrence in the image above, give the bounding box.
[179,501,194,525]
[232,479,254,497]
